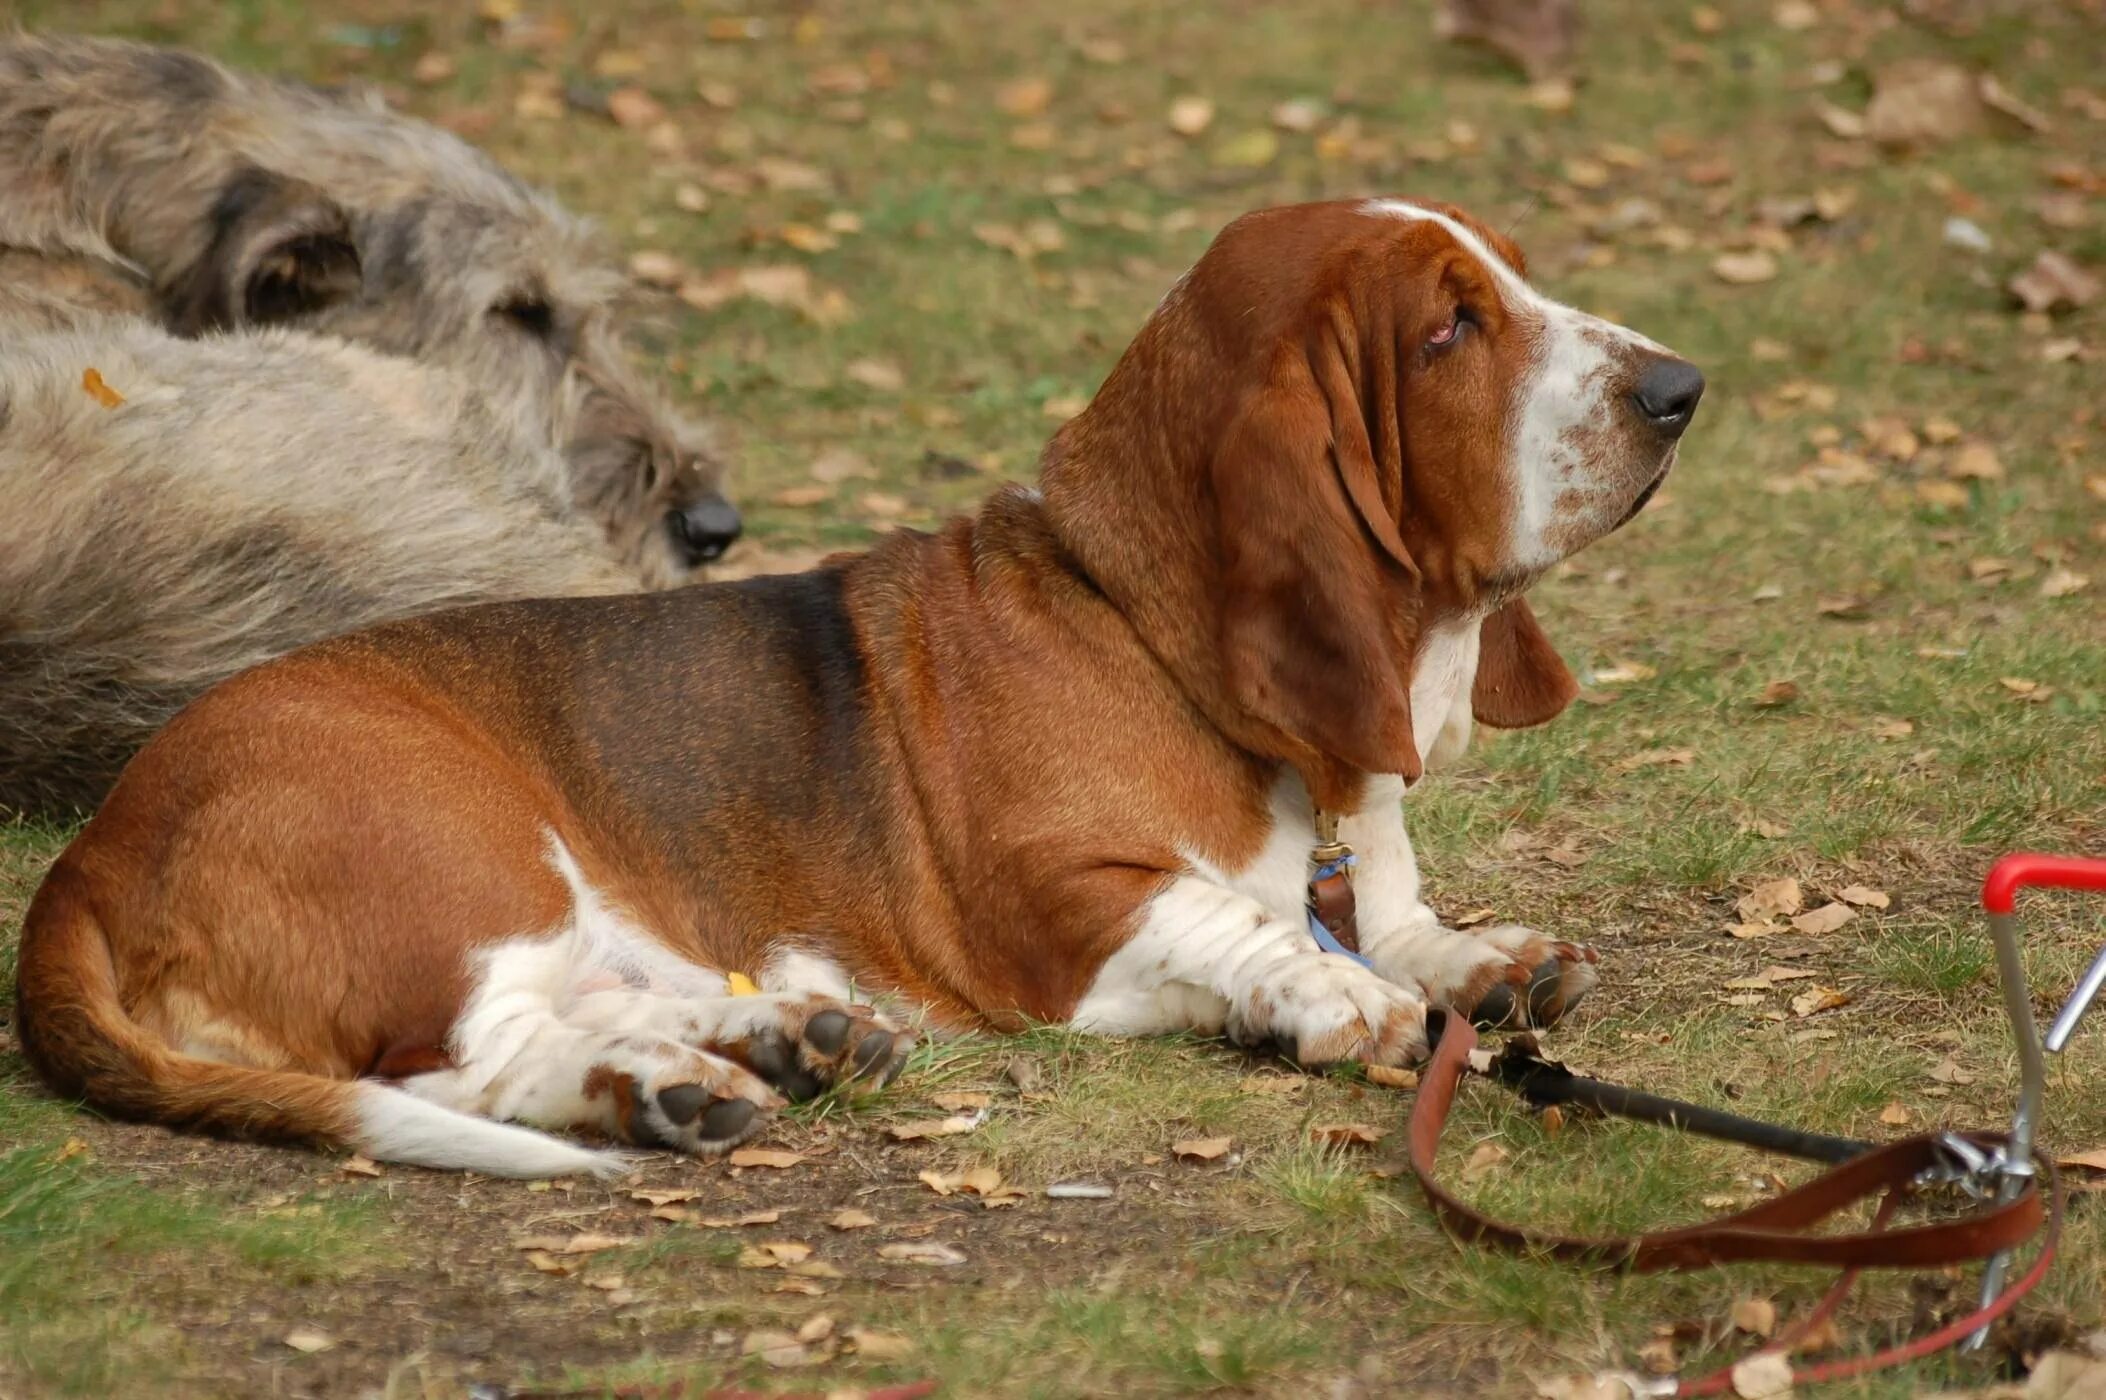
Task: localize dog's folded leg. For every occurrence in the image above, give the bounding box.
[1342,782,1597,1030]
[1069,875,1428,1067]
[396,998,781,1156]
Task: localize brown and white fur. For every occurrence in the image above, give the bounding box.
[14,199,1703,1178]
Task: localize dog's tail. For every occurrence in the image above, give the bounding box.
[13,861,622,1179]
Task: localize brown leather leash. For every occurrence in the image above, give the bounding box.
[1406,1012,2064,1395]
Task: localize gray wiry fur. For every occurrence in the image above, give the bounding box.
[0,272,634,813]
[0,31,737,584]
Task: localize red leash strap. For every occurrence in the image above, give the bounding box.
[1407,1018,2063,1391]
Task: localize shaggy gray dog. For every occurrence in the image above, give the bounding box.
[0,32,740,581]
[0,265,638,813]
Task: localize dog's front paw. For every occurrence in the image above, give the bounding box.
[1454,925,1598,1030]
[1229,954,1429,1067]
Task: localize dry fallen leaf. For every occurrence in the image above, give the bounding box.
[1536,1377,1635,1400]
[1731,1296,1779,1338]
[886,1113,984,1142]
[1311,1122,1385,1150]
[695,1209,782,1229]
[1836,885,1890,909]
[1879,1102,1912,1127]
[1640,1332,1679,1375]
[919,1165,1004,1197]
[1928,1056,1977,1085]
[81,367,125,408]
[1816,594,1871,619]
[1366,1064,1420,1090]
[1271,98,1323,133]
[1592,660,1657,685]
[2040,567,2091,598]
[630,1187,701,1207]
[1434,0,1579,80]
[1730,1350,1794,1398]
[2009,250,2100,313]
[1713,251,1780,285]
[1172,1135,1232,1162]
[1613,747,1696,773]
[1790,903,1855,935]
[2025,1351,2106,1400]
[339,1154,383,1178]
[1168,96,1215,137]
[1738,878,1804,922]
[1865,59,1986,148]
[1791,985,1851,1017]
[844,357,905,392]
[742,1328,812,1367]
[996,76,1053,118]
[1463,1142,1508,1181]
[737,1240,814,1269]
[848,1327,917,1360]
[2056,1147,2106,1172]
[283,1327,336,1355]
[728,1147,806,1170]
[879,1241,968,1266]
[605,86,668,130]
[932,1091,993,1112]
[628,250,684,287]
[514,1231,632,1256]
[1754,680,1801,708]
[1978,75,2052,133]
[827,1208,877,1230]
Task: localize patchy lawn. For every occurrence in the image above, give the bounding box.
[3,0,2103,1395]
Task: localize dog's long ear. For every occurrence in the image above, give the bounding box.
[1214,332,1425,798]
[166,168,361,334]
[1472,597,1579,728]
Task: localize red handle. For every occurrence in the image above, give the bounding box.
[1981,853,2106,915]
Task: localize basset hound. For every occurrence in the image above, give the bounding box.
[14,198,1701,1177]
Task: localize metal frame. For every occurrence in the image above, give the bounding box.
[1962,854,2106,1349]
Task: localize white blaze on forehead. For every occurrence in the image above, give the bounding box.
[1357,198,1669,572]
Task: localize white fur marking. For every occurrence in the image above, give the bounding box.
[1359,199,1670,572]
[352,1083,626,1179]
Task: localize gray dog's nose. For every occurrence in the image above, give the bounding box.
[1632,358,1705,439]
[667,495,741,565]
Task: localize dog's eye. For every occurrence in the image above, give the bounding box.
[493,296,555,337]
[1427,305,1474,351]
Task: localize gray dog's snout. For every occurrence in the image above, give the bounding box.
[667,495,742,565]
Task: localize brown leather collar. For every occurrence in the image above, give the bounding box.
[1307,807,1361,955]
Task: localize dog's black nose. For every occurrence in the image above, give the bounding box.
[667,495,741,565]
[1632,358,1705,439]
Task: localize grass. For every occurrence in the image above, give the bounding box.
[3,0,2104,1394]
